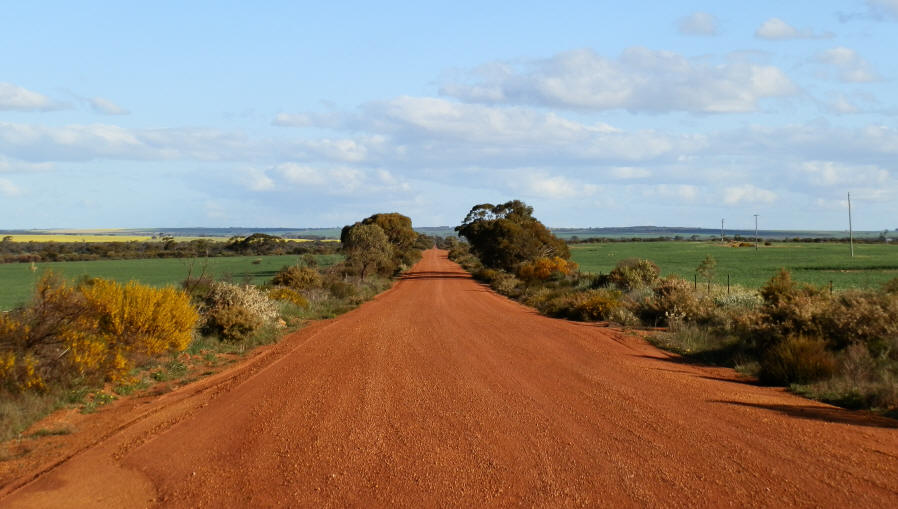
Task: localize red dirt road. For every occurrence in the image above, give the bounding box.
[3,249,897,507]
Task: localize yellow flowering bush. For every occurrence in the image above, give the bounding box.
[517,256,578,281]
[0,273,198,391]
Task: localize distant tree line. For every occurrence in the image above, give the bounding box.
[0,234,339,264]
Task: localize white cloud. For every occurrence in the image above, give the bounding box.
[824,94,860,114]
[440,48,797,113]
[0,83,61,111]
[817,47,880,83]
[0,178,22,196]
[276,163,328,186]
[279,96,707,165]
[272,112,343,128]
[798,161,890,187]
[244,167,275,191]
[0,156,54,173]
[271,163,408,195]
[517,173,598,199]
[643,184,699,202]
[0,122,256,162]
[88,97,129,115]
[677,12,718,36]
[723,184,777,204]
[610,167,651,179]
[755,18,833,40]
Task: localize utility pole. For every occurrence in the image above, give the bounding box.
[721,218,725,244]
[848,192,854,258]
[754,214,759,251]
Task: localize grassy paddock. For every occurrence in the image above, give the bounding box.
[0,254,343,310]
[1,234,333,243]
[570,241,898,290]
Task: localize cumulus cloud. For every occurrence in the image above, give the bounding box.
[0,178,22,196]
[244,167,275,191]
[0,83,62,111]
[267,163,409,195]
[88,97,130,115]
[755,18,833,40]
[817,47,880,83]
[515,172,598,199]
[723,184,777,204]
[677,12,718,36]
[278,96,708,166]
[798,161,890,187]
[440,48,797,113]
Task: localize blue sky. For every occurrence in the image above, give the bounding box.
[1,1,896,230]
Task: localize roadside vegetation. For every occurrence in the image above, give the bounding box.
[1,213,431,444]
[451,200,898,418]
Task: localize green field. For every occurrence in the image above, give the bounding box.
[0,254,343,310]
[570,242,898,290]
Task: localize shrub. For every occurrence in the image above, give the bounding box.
[490,272,523,296]
[201,282,278,342]
[882,277,898,295]
[204,281,279,323]
[759,268,794,306]
[570,289,622,321]
[182,275,215,301]
[536,289,621,322]
[205,305,262,342]
[744,270,829,351]
[326,279,358,299]
[608,258,660,290]
[759,335,836,385]
[517,257,578,282]
[267,287,309,308]
[818,291,898,350]
[271,265,322,291]
[632,276,701,327]
[0,273,198,391]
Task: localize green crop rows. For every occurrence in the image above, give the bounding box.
[570,241,898,290]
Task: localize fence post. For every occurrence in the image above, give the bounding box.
[727,274,730,295]
[694,273,697,290]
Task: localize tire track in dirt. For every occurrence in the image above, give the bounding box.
[2,249,897,507]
